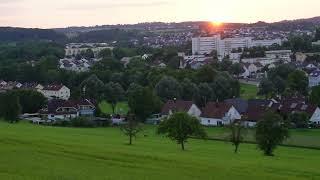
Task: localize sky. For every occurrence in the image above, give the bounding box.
[0,0,319,28]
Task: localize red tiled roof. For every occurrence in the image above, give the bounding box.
[201,102,232,119]
[161,100,194,115]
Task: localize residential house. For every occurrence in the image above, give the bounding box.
[295,52,307,63]
[242,106,267,127]
[224,98,248,115]
[241,63,262,78]
[200,102,241,126]
[38,84,70,100]
[265,50,292,62]
[120,57,132,68]
[309,70,320,87]
[161,100,202,118]
[272,97,320,125]
[0,80,7,86]
[39,99,96,121]
[21,83,43,90]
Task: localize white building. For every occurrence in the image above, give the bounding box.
[265,50,292,62]
[309,70,320,87]
[38,85,70,100]
[161,100,202,118]
[310,107,320,125]
[312,40,320,46]
[65,43,113,57]
[200,102,241,126]
[192,35,282,58]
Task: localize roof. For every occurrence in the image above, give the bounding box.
[225,98,248,114]
[201,102,232,119]
[248,99,271,108]
[309,70,320,77]
[42,84,65,91]
[40,99,95,115]
[243,106,267,122]
[161,100,194,115]
[270,97,317,116]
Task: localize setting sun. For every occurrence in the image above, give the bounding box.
[211,21,223,27]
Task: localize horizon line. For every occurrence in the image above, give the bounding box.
[1,16,319,29]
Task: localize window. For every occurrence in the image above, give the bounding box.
[208,120,210,123]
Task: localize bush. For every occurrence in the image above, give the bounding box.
[70,117,95,128]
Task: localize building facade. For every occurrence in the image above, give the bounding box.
[192,35,282,58]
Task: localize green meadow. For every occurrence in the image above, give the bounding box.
[240,83,261,99]
[0,122,319,180]
[98,101,129,115]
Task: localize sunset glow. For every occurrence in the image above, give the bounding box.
[0,0,319,28]
[212,21,223,27]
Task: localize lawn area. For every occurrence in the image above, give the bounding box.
[206,127,320,148]
[99,101,129,115]
[0,122,319,179]
[240,83,261,99]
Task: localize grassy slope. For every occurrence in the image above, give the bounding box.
[240,83,261,100]
[0,122,319,179]
[206,127,320,148]
[99,101,129,115]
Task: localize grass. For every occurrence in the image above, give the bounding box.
[240,83,261,99]
[206,127,320,149]
[0,121,320,179]
[98,101,129,115]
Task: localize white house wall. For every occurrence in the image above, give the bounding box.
[310,108,320,124]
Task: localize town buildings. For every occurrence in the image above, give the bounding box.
[192,35,282,57]
[309,70,320,87]
[39,99,96,121]
[38,85,70,100]
[65,43,113,57]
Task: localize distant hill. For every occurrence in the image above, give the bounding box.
[265,16,320,31]
[0,27,66,42]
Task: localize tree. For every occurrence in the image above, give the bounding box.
[288,112,310,128]
[310,86,320,106]
[167,56,181,69]
[273,76,286,95]
[120,114,142,145]
[211,73,240,101]
[127,84,161,121]
[287,70,308,95]
[228,122,246,153]
[81,49,95,59]
[209,50,218,60]
[181,78,199,101]
[104,82,125,114]
[98,48,112,58]
[196,65,217,83]
[255,112,289,156]
[11,89,47,113]
[80,74,105,101]
[258,78,274,99]
[230,63,244,77]
[157,112,207,150]
[198,83,213,107]
[155,76,181,101]
[0,92,21,123]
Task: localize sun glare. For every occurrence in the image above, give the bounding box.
[212,21,223,27]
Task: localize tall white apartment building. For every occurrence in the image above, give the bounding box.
[192,35,282,57]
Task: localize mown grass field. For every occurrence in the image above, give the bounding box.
[206,127,320,148]
[240,83,261,99]
[0,122,320,179]
[98,101,129,115]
